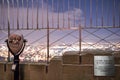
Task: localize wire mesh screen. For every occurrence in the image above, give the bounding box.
[0,0,119,30]
[0,0,120,62]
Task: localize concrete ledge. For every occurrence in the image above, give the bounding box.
[0,52,120,80]
[81,53,94,64]
[63,64,93,80]
[0,62,47,80]
[114,53,120,64]
[20,63,30,80]
[6,63,14,80]
[81,53,114,64]
[47,56,62,80]
[63,51,80,64]
[29,63,47,80]
[115,57,120,64]
[0,62,5,80]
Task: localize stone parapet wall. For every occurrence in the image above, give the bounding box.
[0,51,120,80]
[0,62,47,80]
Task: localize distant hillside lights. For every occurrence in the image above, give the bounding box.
[0,42,119,62]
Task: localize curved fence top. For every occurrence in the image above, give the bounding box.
[0,0,120,30]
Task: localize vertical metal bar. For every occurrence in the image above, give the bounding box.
[42,0,44,28]
[96,0,98,27]
[90,0,92,28]
[84,0,86,28]
[106,0,109,27]
[107,0,110,27]
[78,0,81,63]
[7,0,10,62]
[63,0,64,28]
[68,0,70,28]
[2,0,5,30]
[52,0,54,28]
[57,0,59,29]
[27,0,29,29]
[0,2,2,30]
[32,0,33,29]
[36,0,39,29]
[12,0,14,29]
[113,0,115,27]
[101,0,103,27]
[17,0,19,29]
[1,0,2,30]
[74,0,75,27]
[7,0,10,36]
[22,0,24,29]
[47,0,49,64]
[79,0,81,26]
[119,1,120,28]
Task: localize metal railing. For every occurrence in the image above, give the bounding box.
[0,0,120,62]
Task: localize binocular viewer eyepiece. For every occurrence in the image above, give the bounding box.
[5,34,27,56]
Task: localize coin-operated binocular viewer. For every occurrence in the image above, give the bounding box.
[5,34,27,80]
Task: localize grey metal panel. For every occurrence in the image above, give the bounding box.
[94,56,115,76]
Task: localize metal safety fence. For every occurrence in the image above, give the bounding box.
[0,0,120,62]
